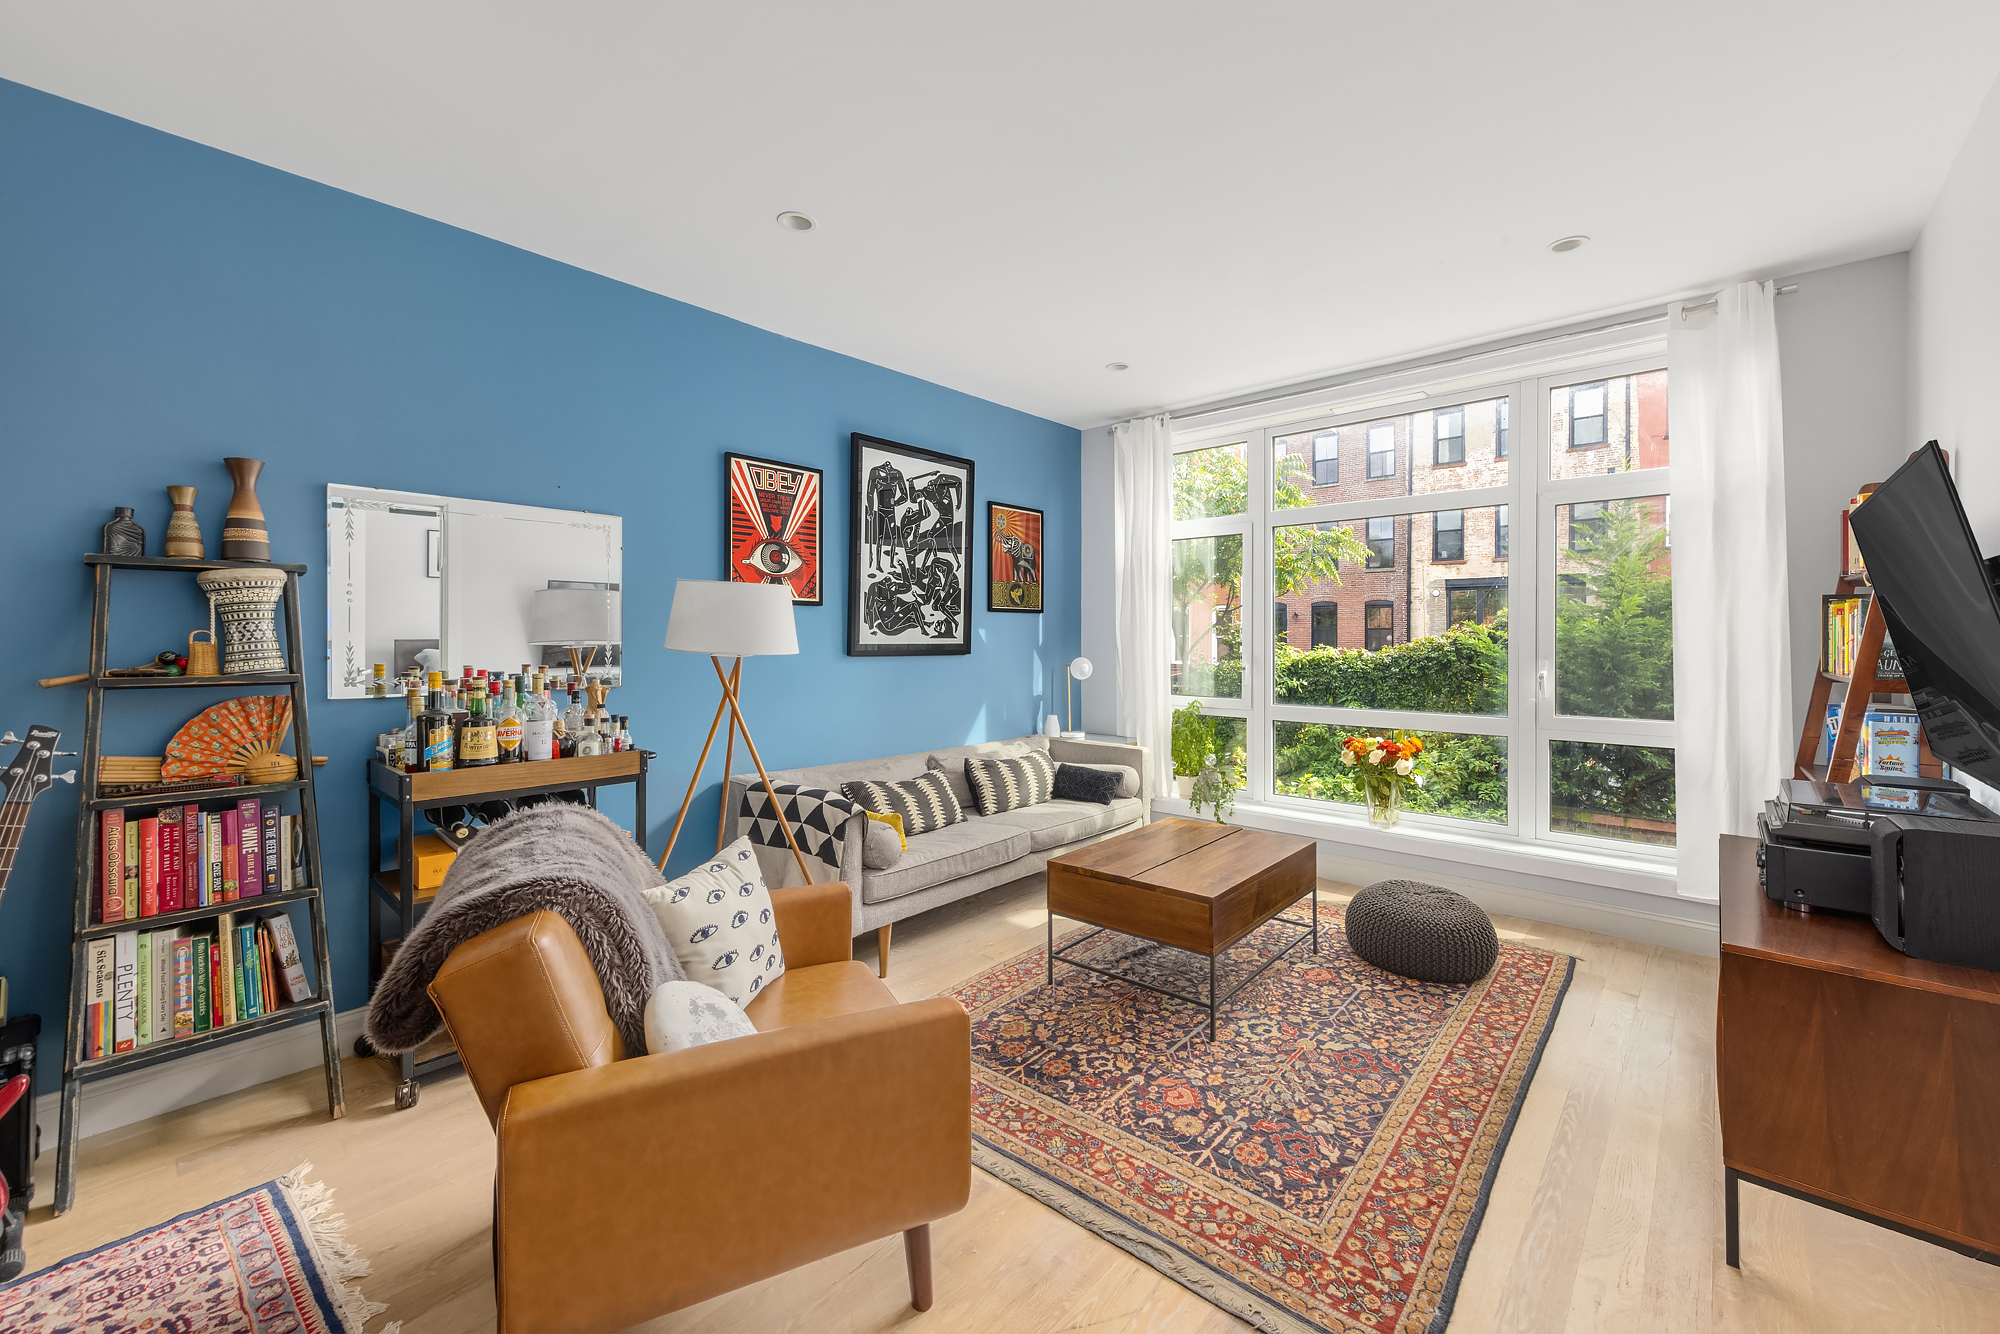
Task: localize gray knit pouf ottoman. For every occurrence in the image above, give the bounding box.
[1345,880,1498,984]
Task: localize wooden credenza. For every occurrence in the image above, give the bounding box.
[1718,832,2000,1266]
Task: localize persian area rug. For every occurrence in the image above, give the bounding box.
[950,913,1573,1334]
[0,1162,396,1333]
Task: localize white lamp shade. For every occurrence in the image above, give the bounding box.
[527,587,621,645]
[1068,656,1094,681]
[665,579,798,656]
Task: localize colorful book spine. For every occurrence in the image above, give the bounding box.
[135,932,152,1046]
[220,810,239,901]
[137,815,160,918]
[150,929,175,1044]
[182,805,202,910]
[158,806,182,914]
[289,815,306,889]
[241,924,263,1019]
[170,937,196,1038]
[203,813,218,906]
[100,810,125,924]
[122,819,139,922]
[113,930,137,1053]
[260,924,280,1013]
[262,805,281,896]
[266,913,315,1002]
[217,912,237,1027]
[237,799,262,899]
[193,937,212,1033]
[231,920,248,1022]
[86,937,114,1059]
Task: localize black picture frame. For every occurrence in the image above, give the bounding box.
[724,452,825,606]
[987,501,1044,614]
[849,433,975,656]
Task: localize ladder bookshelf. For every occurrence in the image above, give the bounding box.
[1792,573,1940,784]
[56,555,344,1214]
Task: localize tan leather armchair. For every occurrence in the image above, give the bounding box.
[427,881,972,1333]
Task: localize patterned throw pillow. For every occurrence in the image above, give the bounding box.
[639,834,786,1007]
[842,770,964,837]
[964,749,1057,816]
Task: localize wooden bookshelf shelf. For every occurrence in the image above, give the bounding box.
[96,672,302,690]
[72,997,331,1077]
[81,887,320,940]
[88,778,307,812]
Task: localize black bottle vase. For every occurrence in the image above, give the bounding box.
[99,507,145,557]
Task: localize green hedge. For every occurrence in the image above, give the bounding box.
[1274,618,1506,713]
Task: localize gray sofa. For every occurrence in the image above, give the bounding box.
[724,735,1151,975]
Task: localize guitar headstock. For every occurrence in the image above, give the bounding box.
[2,725,70,804]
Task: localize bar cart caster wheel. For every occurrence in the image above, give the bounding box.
[353,1035,375,1058]
[395,1080,419,1111]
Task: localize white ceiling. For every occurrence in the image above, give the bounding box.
[5,3,1997,428]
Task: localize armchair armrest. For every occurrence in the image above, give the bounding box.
[770,881,855,967]
[1048,736,1153,806]
[495,997,971,1333]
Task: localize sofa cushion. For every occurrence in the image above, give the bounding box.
[862,815,904,869]
[643,980,757,1054]
[980,797,1146,851]
[843,770,964,837]
[639,835,786,1007]
[964,750,1057,816]
[926,737,1049,808]
[1063,762,1140,799]
[861,818,1032,904]
[1053,763,1121,804]
[743,960,899,1033]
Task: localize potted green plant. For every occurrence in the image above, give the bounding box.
[1189,753,1238,823]
[1171,701,1213,801]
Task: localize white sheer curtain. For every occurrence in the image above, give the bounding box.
[1114,413,1173,799]
[1668,281,1791,902]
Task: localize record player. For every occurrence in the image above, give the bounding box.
[1756,775,1997,913]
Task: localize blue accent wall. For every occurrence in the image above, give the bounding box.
[0,79,1080,1088]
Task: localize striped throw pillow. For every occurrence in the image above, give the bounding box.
[964,749,1057,816]
[841,770,964,837]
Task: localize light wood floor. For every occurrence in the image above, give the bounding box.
[23,875,2000,1332]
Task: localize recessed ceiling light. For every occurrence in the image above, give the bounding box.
[1548,235,1589,253]
[1105,362,1129,372]
[776,211,815,231]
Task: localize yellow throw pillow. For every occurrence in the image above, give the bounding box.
[865,809,907,849]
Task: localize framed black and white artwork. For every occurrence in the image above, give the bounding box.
[848,433,975,656]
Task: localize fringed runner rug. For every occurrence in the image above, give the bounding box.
[0,1162,395,1333]
[950,910,1573,1334]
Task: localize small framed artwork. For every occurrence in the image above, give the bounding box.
[725,453,824,605]
[988,502,1043,613]
[849,433,975,656]
[425,529,441,579]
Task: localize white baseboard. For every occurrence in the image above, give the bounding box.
[32,1007,370,1151]
[1310,845,1719,955]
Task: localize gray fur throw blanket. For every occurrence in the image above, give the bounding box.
[362,802,684,1056]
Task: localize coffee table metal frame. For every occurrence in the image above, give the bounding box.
[1047,888,1318,1040]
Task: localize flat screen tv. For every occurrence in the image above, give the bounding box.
[1848,442,2000,789]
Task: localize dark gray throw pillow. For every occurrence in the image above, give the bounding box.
[1053,762,1120,805]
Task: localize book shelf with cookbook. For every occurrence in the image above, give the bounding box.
[55,555,343,1215]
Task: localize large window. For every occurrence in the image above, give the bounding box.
[1170,353,1675,857]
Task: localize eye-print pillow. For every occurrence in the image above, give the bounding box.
[640,834,786,1008]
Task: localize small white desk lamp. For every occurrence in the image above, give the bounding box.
[1063,657,1093,739]
[658,580,814,884]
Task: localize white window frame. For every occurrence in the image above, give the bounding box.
[1167,328,1676,879]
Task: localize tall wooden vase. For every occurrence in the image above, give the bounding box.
[220,458,269,562]
[164,485,205,558]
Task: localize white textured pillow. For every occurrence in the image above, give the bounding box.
[862,817,904,869]
[644,981,757,1054]
[640,834,786,1006]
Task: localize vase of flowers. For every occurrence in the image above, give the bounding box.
[1341,733,1424,828]
[1189,753,1238,824]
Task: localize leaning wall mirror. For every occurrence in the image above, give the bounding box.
[326,484,622,699]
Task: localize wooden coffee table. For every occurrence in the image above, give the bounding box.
[1045,817,1318,1038]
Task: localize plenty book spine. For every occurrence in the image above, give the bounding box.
[237,798,262,899]
[112,931,137,1053]
[99,810,125,923]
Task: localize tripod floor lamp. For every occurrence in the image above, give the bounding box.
[658,579,815,885]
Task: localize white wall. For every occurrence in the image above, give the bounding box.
[1774,253,1911,744]
[1911,74,2000,548]
[1079,424,1118,733]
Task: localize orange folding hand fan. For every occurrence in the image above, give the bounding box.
[162,695,296,783]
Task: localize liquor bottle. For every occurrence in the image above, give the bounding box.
[575,708,605,757]
[619,716,634,752]
[457,680,498,767]
[523,685,556,761]
[400,687,423,772]
[420,673,455,772]
[561,688,586,757]
[372,663,389,697]
[494,679,523,763]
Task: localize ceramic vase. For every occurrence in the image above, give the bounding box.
[99,507,145,557]
[197,566,289,674]
[1366,782,1402,828]
[1176,774,1195,801]
[220,457,269,561]
[164,486,205,558]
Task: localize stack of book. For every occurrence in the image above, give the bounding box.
[83,912,316,1059]
[1820,592,1906,681]
[95,799,306,925]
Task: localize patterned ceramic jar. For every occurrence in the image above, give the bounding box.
[196,566,289,674]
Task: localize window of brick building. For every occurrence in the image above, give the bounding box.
[1433,509,1464,561]
[1569,382,1608,449]
[1312,431,1338,486]
[1310,601,1337,648]
[1496,505,1509,559]
[1367,424,1395,479]
[1364,601,1393,651]
[1365,515,1395,568]
[1434,407,1464,465]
